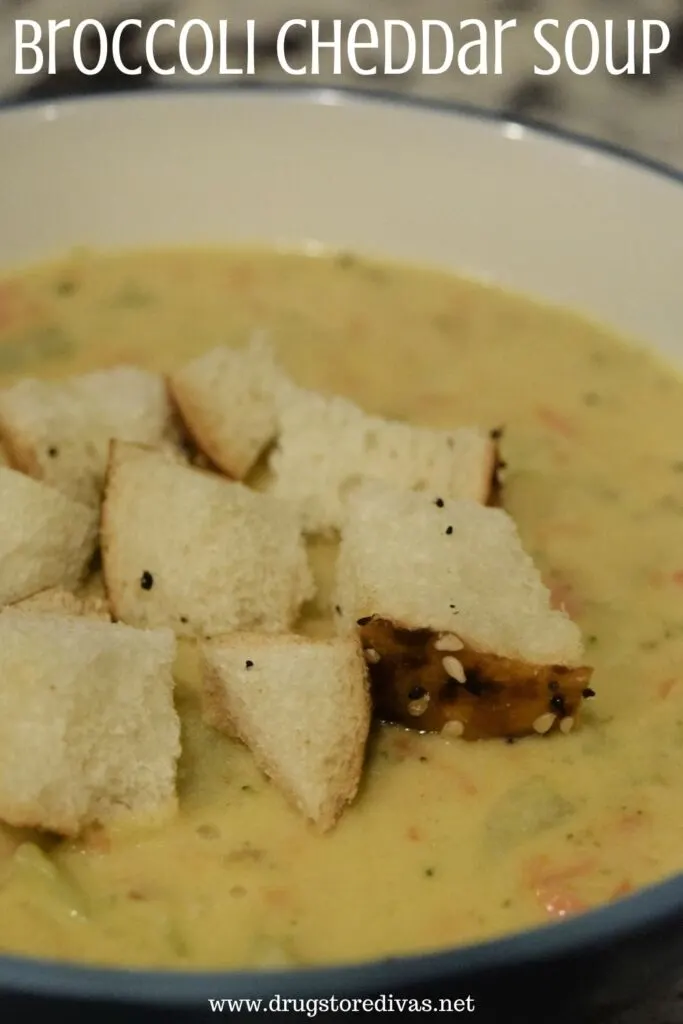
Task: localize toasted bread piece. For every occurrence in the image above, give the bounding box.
[0,611,180,836]
[0,467,98,609]
[0,366,183,507]
[268,388,497,534]
[11,586,110,621]
[202,633,371,830]
[169,336,292,480]
[0,444,7,466]
[101,441,314,638]
[335,482,594,741]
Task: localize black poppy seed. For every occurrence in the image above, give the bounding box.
[582,687,596,699]
[445,526,453,536]
[335,605,342,615]
[424,868,435,878]
[419,755,428,763]
[550,694,566,714]
[497,459,508,470]
[506,736,516,745]
[47,446,59,458]
[245,660,254,670]
[464,678,484,697]
[180,616,188,624]
[490,426,505,441]
[450,604,458,612]
[140,571,154,591]
[408,685,427,701]
[357,616,372,626]
[434,497,445,508]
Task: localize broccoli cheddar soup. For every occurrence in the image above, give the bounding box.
[1,246,683,970]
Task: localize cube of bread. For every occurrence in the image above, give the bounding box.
[335,482,594,741]
[11,586,110,621]
[0,366,183,508]
[101,441,314,638]
[169,336,292,480]
[0,611,180,835]
[202,633,371,830]
[0,467,98,608]
[268,388,497,534]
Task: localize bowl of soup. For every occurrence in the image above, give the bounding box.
[1,87,683,1024]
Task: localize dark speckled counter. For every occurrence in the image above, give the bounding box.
[1,1,683,1021]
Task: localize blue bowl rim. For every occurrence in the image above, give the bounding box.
[0,81,682,1006]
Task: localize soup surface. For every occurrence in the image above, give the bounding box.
[0,248,683,970]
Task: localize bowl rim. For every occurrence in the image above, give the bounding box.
[0,82,682,1006]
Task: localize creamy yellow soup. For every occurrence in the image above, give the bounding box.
[1,248,683,970]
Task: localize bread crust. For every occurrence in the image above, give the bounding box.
[168,374,241,479]
[358,616,594,741]
[0,414,44,481]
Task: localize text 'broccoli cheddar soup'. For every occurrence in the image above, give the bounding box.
[0,246,681,971]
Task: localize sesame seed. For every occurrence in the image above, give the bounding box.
[442,655,466,683]
[434,498,445,508]
[434,633,464,652]
[407,695,430,717]
[445,526,453,536]
[408,685,427,701]
[582,687,596,699]
[560,717,575,735]
[364,648,380,664]
[441,719,464,738]
[245,660,253,669]
[532,712,556,735]
[140,571,154,591]
[357,616,372,626]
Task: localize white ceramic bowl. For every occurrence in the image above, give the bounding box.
[2,87,683,1023]
[3,88,683,365]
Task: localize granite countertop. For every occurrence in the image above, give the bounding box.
[2,1,683,1022]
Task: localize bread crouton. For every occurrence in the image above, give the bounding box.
[0,467,98,609]
[11,586,110,621]
[0,366,184,507]
[0,611,180,836]
[202,633,371,830]
[335,482,594,741]
[101,441,314,638]
[267,388,497,534]
[169,336,292,480]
